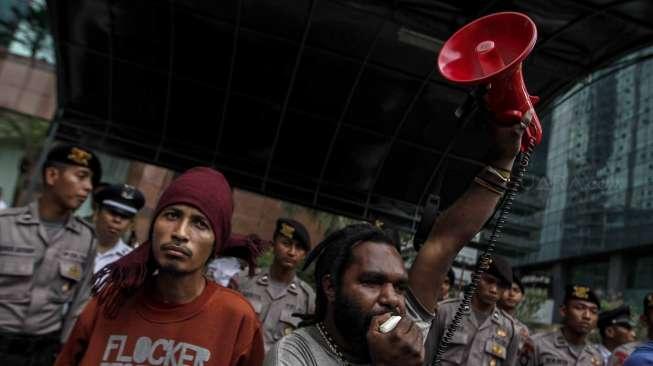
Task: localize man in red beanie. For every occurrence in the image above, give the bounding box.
[55,167,264,366]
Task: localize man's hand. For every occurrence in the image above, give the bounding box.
[367,314,424,366]
[487,116,528,170]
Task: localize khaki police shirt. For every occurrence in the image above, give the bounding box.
[608,341,641,366]
[425,298,521,366]
[521,329,604,366]
[515,318,530,351]
[0,201,96,340]
[239,270,315,351]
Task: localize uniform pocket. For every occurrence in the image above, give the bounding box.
[279,308,301,328]
[274,308,302,341]
[50,259,83,303]
[0,253,34,302]
[484,338,507,360]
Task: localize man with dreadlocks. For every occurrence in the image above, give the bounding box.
[55,167,264,366]
[264,122,526,366]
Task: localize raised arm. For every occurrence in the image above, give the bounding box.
[409,123,524,312]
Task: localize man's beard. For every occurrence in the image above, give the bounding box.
[333,291,374,359]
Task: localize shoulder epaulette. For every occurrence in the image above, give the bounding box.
[0,206,28,217]
[73,216,96,235]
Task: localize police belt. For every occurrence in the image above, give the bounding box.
[0,331,60,354]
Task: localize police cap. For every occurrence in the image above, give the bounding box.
[274,218,311,251]
[94,184,145,218]
[564,284,601,309]
[479,255,512,288]
[598,305,633,331]
[45,144,102,186]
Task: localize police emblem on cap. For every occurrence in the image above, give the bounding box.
[573,286,590,299]
[68,147,92,166]
[121,185,136,200]
[374,220,384,228]
[280,223,295,239]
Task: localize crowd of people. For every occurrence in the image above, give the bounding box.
[0,123,651,366]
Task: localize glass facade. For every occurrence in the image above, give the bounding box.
[519,46,653,265]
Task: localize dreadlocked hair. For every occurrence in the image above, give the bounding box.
[301,223,398,326]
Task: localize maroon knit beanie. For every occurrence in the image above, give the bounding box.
[152,166,233,251]
[93,167,233,317]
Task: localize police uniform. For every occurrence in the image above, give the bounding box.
[92,184,145,273]
[425,255,521,366]
[0,145,100,364]
[239,218,316,351]
[94,239,132,274]
[596,305,634,365]
[524,329,604,366]
[511,274,531,349]
[608,342,640,366]
[607,292,653,366]
[520,285,604,366]
[239,270,315,350]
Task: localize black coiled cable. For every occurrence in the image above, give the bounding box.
[432,136,537,365]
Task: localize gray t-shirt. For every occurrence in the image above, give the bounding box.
[42,218,67,241]
[264,288,434,366]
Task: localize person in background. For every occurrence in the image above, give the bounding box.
[0,144,101,365]
[499,273,530,346]
[521,285,604,366]
[207,233,269,289]
[427,255,521,366]
[93,183,145,274]
[610,293,653,366]
[596,306,636,365]
[439,268,456,301]
[239,218,315,351]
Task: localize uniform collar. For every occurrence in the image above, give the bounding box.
[98,239,131,258]
[480,306,503,330]
[554,329,571,347]
[19,201,82,234]
[554,328,595,356]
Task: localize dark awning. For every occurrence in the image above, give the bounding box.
[46,0,653,231]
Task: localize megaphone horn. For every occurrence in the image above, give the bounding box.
[438,12,543,151]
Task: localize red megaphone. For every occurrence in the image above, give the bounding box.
[438,12,542,152]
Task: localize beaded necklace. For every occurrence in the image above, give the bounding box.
[316,322,351,365]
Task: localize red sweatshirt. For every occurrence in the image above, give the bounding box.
[55,280,264,366]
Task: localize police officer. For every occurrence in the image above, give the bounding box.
[521,285,604,366]
[596,305,636,365]
[93,183,145,273]
[439,268,456,301]
[0,144,101,365]
[609,293,653,366]
[239,218,315,351]
[500,273,530,346]
[426,255,521,366]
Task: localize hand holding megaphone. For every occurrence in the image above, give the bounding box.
[438,12,543,152]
